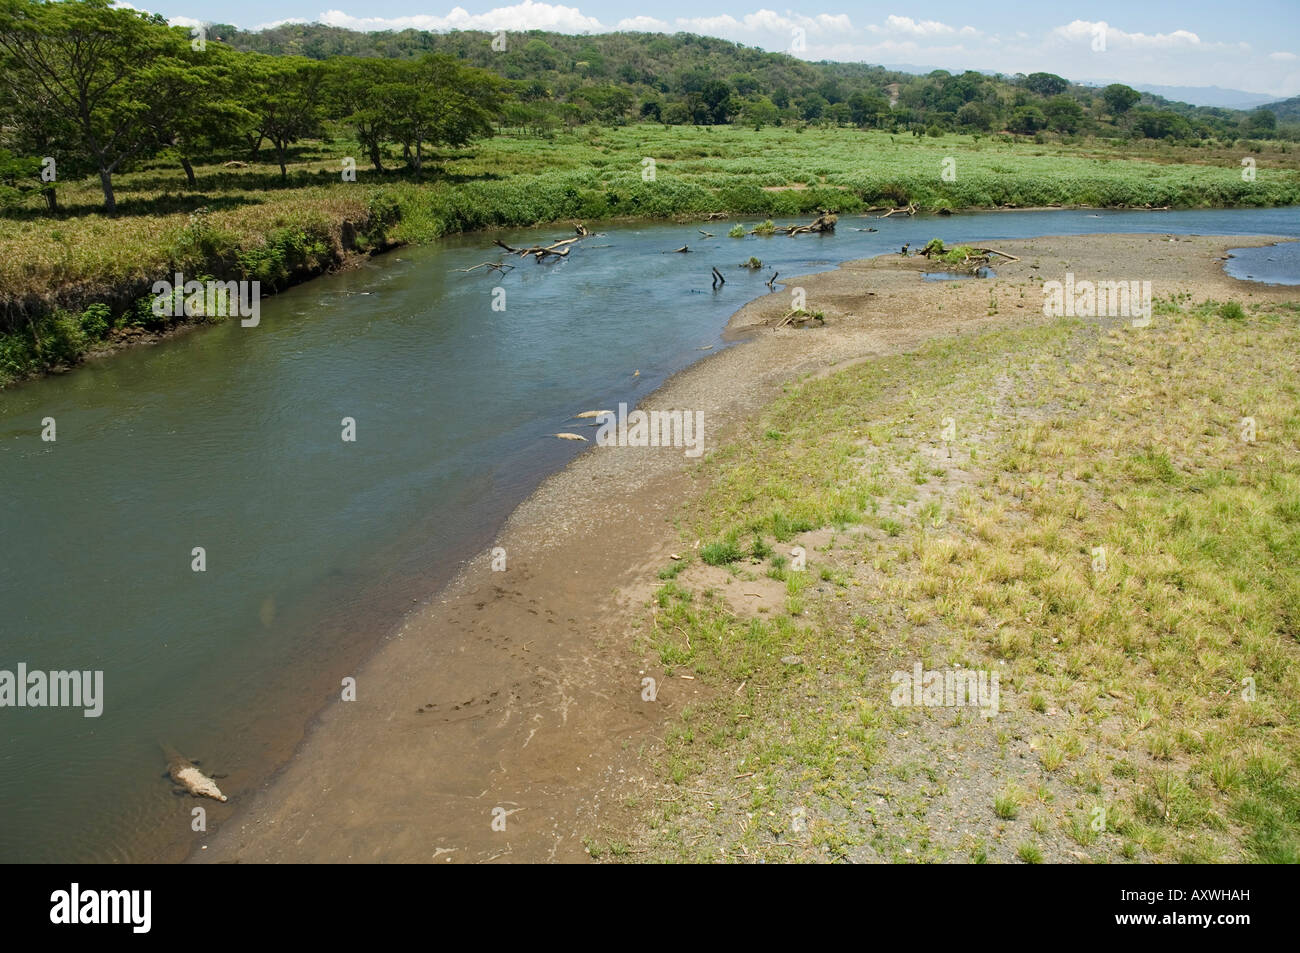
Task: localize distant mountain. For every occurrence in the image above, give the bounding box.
[1262,95,1300,120]
[1096,83,1277,110]
[879,68,1279,110]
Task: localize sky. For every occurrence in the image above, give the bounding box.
[147,1,1300,97]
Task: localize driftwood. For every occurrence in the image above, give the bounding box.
[493,234,584,261]
[919,241,1020,273]
[454,260,515,275]
[766,271,779,290]
[880,204,918,218]
[776,210,838,235]
[669,245,691,253]
[704,212,730,221]
[776,308,824,329]
[711,266,726,289]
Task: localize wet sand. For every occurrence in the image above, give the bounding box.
[194,233,1295,863]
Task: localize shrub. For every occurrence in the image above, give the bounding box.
[78,303,111,339]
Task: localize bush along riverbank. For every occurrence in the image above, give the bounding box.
[0,192,401,387]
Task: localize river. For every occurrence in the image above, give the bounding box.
[1,207,1296,862]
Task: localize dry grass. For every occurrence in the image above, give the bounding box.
[601,296,1300,863]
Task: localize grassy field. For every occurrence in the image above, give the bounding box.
[600,295,1300,863]
[3,125,1299,387]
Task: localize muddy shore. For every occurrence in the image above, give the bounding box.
[194,232,1294,863]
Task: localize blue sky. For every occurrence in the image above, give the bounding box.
[147,1,1300,96]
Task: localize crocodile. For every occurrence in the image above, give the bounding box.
[162,743,228,802]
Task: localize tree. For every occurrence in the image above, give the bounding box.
[0,0,190,212]
[327,57,406,172]
[145,39,252,187]
[1044,96,1084,133]
[800,92,827,121]
[662,102,689,125]
[1102,83,1140,116]
[1245,109,1277,136]
[1130,108,1193,140]
[956,101,993,131]
[0,148,43,209]
[0,72,82,210]
[1008,105,1047,134]
[390,55,502,172]
[1024,72,1069,97]
[698,79,735,125]
[243,54,325,180]
[575,85,632,125]
[742,97,778,130]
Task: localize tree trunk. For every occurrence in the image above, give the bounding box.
[180,156,196,187]
[276,142,287,181]
[369,141,385,173]
[249,133,263,160]
[415,138,423,172]
[99,169,116,214]
[43,186,58,213]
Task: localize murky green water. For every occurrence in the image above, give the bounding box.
[2,208,1295,862]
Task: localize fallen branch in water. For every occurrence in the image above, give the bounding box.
[711,266,726,289]
[776,210,838,235]
[493,235,584,261]
[880,204,918,218]
[454,260,515,275]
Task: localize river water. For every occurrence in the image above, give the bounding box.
[1,207,1296,862]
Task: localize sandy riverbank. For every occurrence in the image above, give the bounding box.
[194,232,1294,864]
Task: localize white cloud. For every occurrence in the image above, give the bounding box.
[616,17,670,33]
[673,10,852,38]
[318,2,601,34]
[871,15,956,37]
[1269,51,1297,61]
[254,18,310,30]
[1052,20,1203,49]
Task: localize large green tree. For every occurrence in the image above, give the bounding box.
[389,55,502,172]
[243,53,326,180]
[0,0,191,211]
[146,39,252,187]
[327,56,406,172]
[1102,83,1141,116]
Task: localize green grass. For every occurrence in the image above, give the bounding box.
[616,293,1300,863]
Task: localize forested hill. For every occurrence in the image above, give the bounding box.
[211,23,1290,140]
[1264,95,1300,121]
